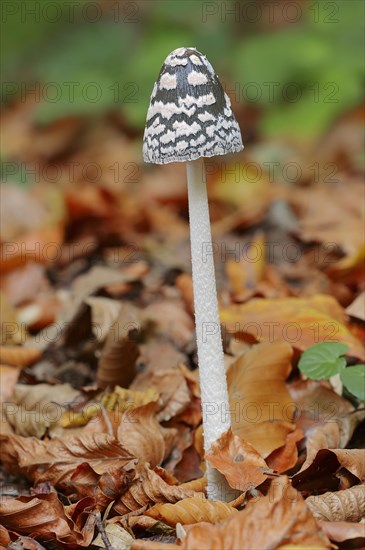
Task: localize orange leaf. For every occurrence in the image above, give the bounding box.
[227,341,295,456]
[306,485,365,522]
[220,294,364,359]
[146,496,237,527]
[118,402,176,467]
[180,477,331,549]
[0,346,41,367]
[0,493,95,546]
[0,225,64,272]
[266,428,304,473]
[206,429,268,491]
[114,462,204,516]
[0,432,135,487]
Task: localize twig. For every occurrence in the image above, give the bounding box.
[95,510,114,550]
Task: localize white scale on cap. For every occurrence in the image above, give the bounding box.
[143,47,243,164]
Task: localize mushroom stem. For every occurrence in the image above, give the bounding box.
[186,158,232,501]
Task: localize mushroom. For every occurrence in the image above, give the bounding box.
[143,47,243,500]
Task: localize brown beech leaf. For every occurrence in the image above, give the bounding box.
[114,462,204,516]
[293,449,365,492]
[0,346,41,367]
[85,296,121,342]
[288,380,363,467]
[227,341,295,457]
[0,493,96,546]
[266,428,304,473]
[146,496,237,527]
[206,429,268,492]
[4,383,79,438]
[131,539,179,550]
[118,402,176,467]
[306,485,365,522]
[0,432,135,487]
[180,477,331,549]
[93,521,134,549]
[142,299,194,349]
[220,294,365,359]
[0,365,22,436]
[131,366,191,422]
[318,520,365,544]
[97,303,141,389]
[66,462,134,509]
[0,224,64,273]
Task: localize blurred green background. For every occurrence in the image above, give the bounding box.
[1,0,364,145]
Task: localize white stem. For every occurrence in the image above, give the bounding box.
[186,158,232,501]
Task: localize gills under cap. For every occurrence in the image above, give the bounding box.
[143,47,243,164]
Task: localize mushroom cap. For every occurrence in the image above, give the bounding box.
[143,47,243,164]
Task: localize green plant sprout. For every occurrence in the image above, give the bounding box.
[298,342,365,401]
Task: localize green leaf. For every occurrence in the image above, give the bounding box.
[340,365,365,401]
[298,342,349,380]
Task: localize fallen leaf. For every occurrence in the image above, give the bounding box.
[206,429,268,491]
[114,462,204,516]
[318,520,365,544]
[146,496,237,527]
[220,295,365,359]
[97,304,141,388]
[293,449,365,492]
[266,428,304,473]
[118,402,176,467]
[131,366,191,422]
[227,342,296,456]
[180,477,331,549]
[290,180,364,262]
[85,296,121,342]
[4,383,79,438]
[0,493,96,546]
[306,484,365,521]
[142,300,194,350]
[0,432,135,487]
[67,462,133,508]
[93,521,134,549]
[0,346,41,367]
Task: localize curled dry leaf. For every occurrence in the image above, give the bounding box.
[85,296,121,342]
[288,380,364,469]
[4,383,79,438]
[0,365,22,436]
[97,303,141,389]
[227,341,296,457]
[306,484,365,522]
[0,346,41,367]
[0,432,135,488]
[118,402,176,467]
[146,496,237,527]
[0,291,25,345]
[67,462,134,509]
[0,493,96,546]
[318,520,365,544]
[114,462,204,516]
[220,294,365,359]
[293,449,365,492]
[131,367,191,422]
[131,540,179,550]
[179,477,331,549]
[142,299,194,349]
[0,224,64,273]
[266,428,304,473]
[206,429,268,492]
